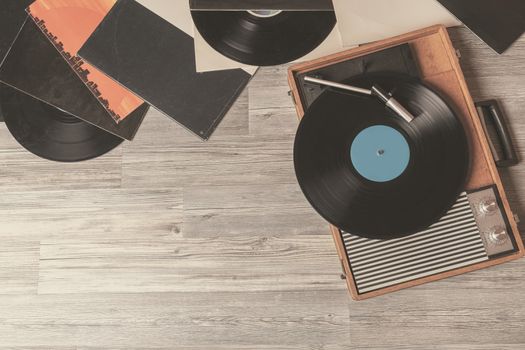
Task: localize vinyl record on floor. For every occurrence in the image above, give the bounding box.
[294,75,470,239]
[191,10,337,66]
[0,85,123,162]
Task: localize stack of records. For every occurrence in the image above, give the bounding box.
[0,0,147,162]
[0,1,519,163]
[0,0,345,162]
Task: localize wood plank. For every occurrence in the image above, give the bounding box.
[248,66,299,136]
[0,188,183,240]
[38,234,344,294]
[0,291,351,348]
[346,283,525,348]
[182,183,327,237]
[121,135,295,189]
[0,240,39,294]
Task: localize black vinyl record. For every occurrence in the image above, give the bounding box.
[294,75,470,239]
[191,10,336,66]
[0,85,123,162]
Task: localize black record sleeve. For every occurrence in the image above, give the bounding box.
[78,0,251,140]
[0,0,33,62]
[437,0,525,54]
[294,43,421,109]
[0,19,148,141]
[0,0,35,122]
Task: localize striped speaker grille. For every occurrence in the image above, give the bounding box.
[341,192,489,294]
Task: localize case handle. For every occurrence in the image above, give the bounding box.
[475,100,518,168]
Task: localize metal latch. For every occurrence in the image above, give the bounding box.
[339,259,347,280]
[287,90,297,106]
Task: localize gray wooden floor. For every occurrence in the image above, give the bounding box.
[1,27,525,349]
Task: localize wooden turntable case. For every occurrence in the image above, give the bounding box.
[288,25,525,300]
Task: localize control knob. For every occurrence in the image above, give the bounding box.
[479,198,498,215]
[487,226,508,245]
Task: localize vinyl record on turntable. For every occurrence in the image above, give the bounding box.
[191,9,337,66]
[0,85,123,162]
[294,75,470,239]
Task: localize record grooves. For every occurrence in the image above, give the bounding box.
[191,10,337,66]
[0,85,123,162]
[294,75,470,239]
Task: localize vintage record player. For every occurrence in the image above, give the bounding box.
[288,25,525,300]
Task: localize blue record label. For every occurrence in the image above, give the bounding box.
[350,125,410,182]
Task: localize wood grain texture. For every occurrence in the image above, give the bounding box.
[0,26,524,349]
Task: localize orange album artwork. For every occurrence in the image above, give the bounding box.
[28,0,144,123]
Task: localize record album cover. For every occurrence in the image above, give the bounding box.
[28,0,144,123]
[0,19,148,141]
[437,0,525,54]
[332,0,460,47]
[0,0,36,122]
[135,0,257,74]
[79,0,252,140]
[0,0,34,63]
